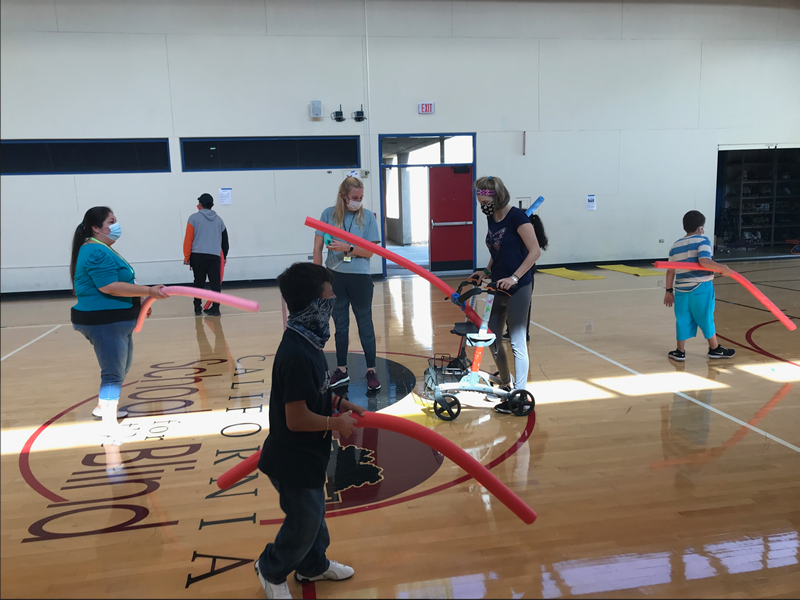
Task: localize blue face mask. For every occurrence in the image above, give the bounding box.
[107,222,122,240]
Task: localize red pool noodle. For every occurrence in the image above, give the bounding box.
[653,261,796,331]
[217,451,260,490]
[216,411,537,525]
[135,285,260,333]
[306,217,484,328]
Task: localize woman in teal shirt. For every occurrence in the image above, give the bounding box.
[70,206,169,436]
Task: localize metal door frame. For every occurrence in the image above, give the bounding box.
[377,133,477,277]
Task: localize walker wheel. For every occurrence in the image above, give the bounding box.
[434,393,461,421]
[507,389,535,417]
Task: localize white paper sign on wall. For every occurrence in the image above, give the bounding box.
[586,194,596,211]
[219,188,232,205]
[418,102,435,115]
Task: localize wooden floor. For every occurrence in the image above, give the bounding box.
[1,259,798,599]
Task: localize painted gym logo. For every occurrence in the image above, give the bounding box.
[325,439,383,503]
[324,427,443,511]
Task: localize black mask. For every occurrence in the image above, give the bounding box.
[480,202,495,216]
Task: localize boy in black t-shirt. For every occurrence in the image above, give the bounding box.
[254,262,362,600]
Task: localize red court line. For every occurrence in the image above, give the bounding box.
[744,321,800,367]
[651,382,793,470]
[717,323,799,368]
[260,409,536,525]
[18,381,139,503]
[301,581,316,599]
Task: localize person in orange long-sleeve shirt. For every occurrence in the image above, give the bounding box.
[183,193,229,316]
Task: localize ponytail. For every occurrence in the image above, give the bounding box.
[70,206,112,291]
[530,214,548,251]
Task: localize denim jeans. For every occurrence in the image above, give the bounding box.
[72,319,136,401]
[330,270,377,368]
[258,477,330,584]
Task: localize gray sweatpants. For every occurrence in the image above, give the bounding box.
[488,282,532,389]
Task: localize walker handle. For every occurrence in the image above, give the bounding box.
[456,286,484,305]
[449,280,480,303]
[485,282,511,297]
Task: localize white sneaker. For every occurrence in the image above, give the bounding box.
[254,559,292,599]
[92,405,129,419]
[295,560,354,582]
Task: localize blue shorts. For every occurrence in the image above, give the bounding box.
[674,281,716,341]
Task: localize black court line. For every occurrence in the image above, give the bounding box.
[716,278,800,287]
[715,298,800,321]
[757,283,800,294]
[735,264,800,275]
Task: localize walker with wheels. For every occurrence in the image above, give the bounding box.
[418,279,535,421]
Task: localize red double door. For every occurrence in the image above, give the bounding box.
[428,165,474,272]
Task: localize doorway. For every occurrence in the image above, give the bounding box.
[714,147,800,261]
[379,134,476,276]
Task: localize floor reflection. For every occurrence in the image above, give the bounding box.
[658,362,717,489]
[325,352,416,412]
[655,361,794,476]
[545,531,798,597]
[392,531,799,598]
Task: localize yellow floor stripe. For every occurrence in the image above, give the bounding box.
[538,267,606,281]
[596,264,662,277]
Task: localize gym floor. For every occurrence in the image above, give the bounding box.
[1,259,798,599]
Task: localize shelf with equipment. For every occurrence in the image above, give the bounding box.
[716,148,800,251]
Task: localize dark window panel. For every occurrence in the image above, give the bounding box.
[181,137,360,171]
[0,140,170,175]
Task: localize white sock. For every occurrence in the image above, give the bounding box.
[100,399,119,430]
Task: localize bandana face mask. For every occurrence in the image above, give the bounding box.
[286,297,336,349]
[477,189,495,215]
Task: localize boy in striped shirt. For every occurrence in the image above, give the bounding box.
[664,210,736,361]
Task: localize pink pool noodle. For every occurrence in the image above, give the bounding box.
[217,411,537,525]
[306,217,484,328]
[135,285,260,332]
[654,261,796,331]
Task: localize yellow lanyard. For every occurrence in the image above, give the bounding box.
[88,238,135,277]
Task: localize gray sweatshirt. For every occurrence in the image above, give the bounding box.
[184,209,229,259]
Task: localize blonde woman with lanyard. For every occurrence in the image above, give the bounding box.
[470,176,541,413]
[70,206,169,436]
[313,177,382,393]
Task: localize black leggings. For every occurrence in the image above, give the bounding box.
[329,270,377,369]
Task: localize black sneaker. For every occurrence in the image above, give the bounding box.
[708,345,736,359]
[668,349,686,361]
[194,306,202,316]
[203,307,221,316]
[494,401,513,414]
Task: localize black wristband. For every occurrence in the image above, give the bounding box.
[666,288,674,293]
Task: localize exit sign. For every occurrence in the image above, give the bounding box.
[418,102,435,115]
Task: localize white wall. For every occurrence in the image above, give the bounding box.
[2,0,799,292]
